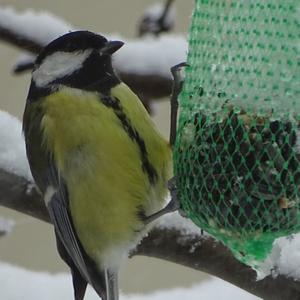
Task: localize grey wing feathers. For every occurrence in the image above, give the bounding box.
[46,156,91,283]
[45,157,108,300]
[47,190,91,283]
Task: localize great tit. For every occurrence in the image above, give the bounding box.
[23,31,172,300]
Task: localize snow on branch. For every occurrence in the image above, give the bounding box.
[113,35,186,79]
[0,7,73,52]
[0,111,300,299]
[0,216,14,237]
[0,111,32,181]
[0,6,187,102]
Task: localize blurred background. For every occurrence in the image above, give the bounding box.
[0,0,211,296]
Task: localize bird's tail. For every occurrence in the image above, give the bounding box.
[105,269,119,300]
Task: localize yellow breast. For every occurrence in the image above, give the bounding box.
[41,85,171,265]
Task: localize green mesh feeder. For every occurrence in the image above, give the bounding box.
[174,0,300,267]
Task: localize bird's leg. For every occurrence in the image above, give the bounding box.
[144,63,188,225]
[143,177,180,225]
[105,269,119,300]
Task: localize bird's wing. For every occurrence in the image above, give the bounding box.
[45,156,91,283]
[45,156,108,299]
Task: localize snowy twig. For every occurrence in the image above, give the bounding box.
[137,0,176,37]
[0,7,74,50]
[0,216,14,237]
[0,26,41,53]
[1,167,300,299]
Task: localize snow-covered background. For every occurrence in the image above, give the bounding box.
[0,261,259,300]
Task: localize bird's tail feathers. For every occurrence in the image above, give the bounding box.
[105,269,119,300]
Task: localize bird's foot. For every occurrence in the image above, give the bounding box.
[143,177,184,225]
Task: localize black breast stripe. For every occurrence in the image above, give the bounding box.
[100,94,158,185]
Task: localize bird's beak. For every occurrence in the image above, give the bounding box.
[101,40,124,55]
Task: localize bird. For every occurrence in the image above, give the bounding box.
[23,30,172,300]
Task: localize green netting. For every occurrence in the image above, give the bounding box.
[174,0,300,267]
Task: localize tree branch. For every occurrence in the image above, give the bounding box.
[0,26,42,54]
[136,228,300,300]
[1,167,300,299]
[0,169,48,222]
[137,0,175,37]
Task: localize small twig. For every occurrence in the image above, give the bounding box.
[13,60,35,73]
[158,0,175,31]
[138,0,175,37]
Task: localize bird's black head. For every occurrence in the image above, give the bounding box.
[29,31,124,99]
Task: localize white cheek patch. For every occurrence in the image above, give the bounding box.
[32,49,92,87]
